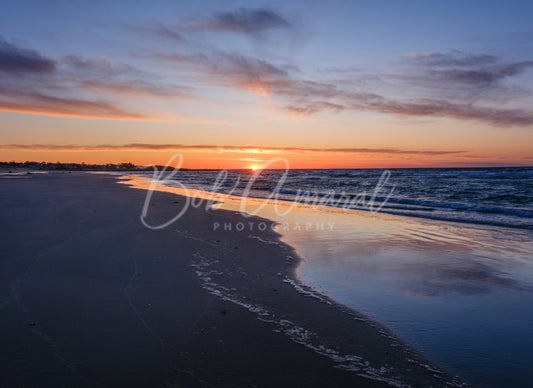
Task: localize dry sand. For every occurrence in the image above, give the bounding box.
[0,172,463,387]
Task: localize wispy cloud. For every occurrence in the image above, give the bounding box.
[0,37,192,120]
[210,45,533,126]
[0,90,148,120]
[62,55,190,97]
[81,80,189,97]
[158,47,533,126]
[0,143,467,155]
[2,29,532,128]
[160,50,296,95]
[187,8,291,35]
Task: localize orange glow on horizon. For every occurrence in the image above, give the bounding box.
[1,147,531,170]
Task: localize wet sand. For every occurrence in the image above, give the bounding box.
[0,172,462,387]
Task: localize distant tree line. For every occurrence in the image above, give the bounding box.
[0,161,139,171]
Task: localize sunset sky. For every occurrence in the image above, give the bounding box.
[1,0,532,168]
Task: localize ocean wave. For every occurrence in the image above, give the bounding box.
[157,167,532,230]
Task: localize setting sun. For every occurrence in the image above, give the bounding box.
[250,165,260,171]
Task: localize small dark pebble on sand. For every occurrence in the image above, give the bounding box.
[28,322,36,326]
[220,309,227,314]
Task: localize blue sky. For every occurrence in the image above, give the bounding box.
[0,0,532,167]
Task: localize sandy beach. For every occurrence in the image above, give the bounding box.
[0,172,463,387]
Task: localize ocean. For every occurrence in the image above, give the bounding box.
[157,166,533,230]
[130,166,533,387]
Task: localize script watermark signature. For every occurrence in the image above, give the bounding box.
[140,154,395,230]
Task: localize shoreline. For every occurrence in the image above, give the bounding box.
[120,172,467,385]
[0,172,463,387]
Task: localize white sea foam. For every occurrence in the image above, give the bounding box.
[190,252,414,387]
[247,234,285,247]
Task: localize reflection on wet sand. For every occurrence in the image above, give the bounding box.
[121,174,533,387]
[275,207,533,387]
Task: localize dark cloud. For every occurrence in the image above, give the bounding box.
[123,22,185,43]
[358,98,533,126]
[285,95,533,126]
[0,143,466,155]
[189,8,291,34]
[406,51,498,68]
[147,22,185,42]
[404,50,533,89]
[285,101,345,114]
[419,61,533,88]
[0,37,55,73]
[62,55,143,78]
[210,52,290,80]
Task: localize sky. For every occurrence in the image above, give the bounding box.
[0,0,532,168]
